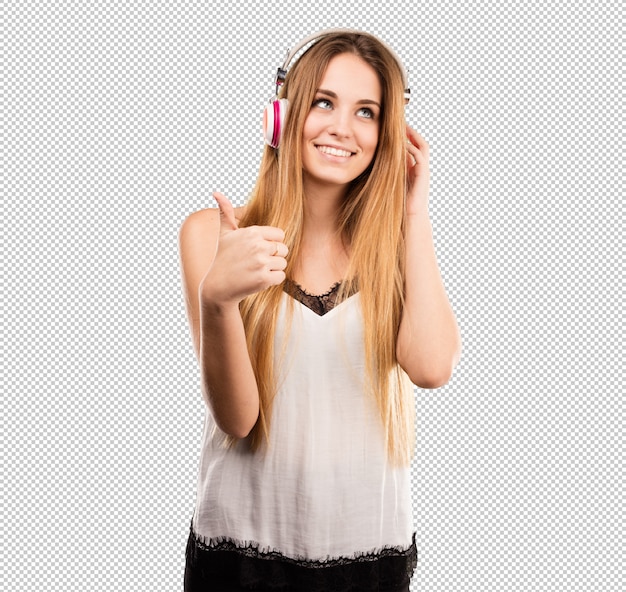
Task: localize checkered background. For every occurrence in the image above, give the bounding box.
[2,1,622,590]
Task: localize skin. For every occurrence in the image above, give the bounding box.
[397,126,462,387]
[178,53,461,438]
[296,53,381,293]
[301,53,381,202]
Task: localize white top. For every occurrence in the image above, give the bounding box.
[191,292,413,562]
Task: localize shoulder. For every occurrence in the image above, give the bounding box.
[178,207,217,246]
[178,205,248,256]
[179,205,248,231]
[178,205,248,326]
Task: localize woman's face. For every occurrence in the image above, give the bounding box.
[301,53,381,195]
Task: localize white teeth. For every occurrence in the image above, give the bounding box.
[317,145,353,158]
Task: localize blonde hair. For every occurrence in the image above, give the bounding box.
[238,31,415,465]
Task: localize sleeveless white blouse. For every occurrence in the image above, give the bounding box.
[191,292,413,562]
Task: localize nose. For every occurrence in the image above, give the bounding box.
[327,108,352,138]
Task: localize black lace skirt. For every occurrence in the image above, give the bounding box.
[184,526,417,592]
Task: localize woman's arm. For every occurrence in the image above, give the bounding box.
[396,126,461,388]
[178,193,287,437]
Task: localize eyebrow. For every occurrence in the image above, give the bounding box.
[316,88,381,109]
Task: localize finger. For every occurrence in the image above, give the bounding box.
[268,240,289,258]
[253,225,286,243]
[267,270,287,286]
[406,146,417,168]
[214,191,239,232]
[268,253,288,272]
[405,141,424,167]
[406,124,429,151]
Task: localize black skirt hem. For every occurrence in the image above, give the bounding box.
[184,524,417,592]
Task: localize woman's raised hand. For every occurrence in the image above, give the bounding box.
[200,191,288,308]
[405,124,431,217]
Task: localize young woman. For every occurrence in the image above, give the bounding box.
[179,29,461,592]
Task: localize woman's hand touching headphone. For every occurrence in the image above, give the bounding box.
[405,124,431,217]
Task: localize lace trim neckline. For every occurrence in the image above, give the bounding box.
[288,279,343,298]
[283,279,357,316]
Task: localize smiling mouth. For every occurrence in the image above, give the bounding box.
[315,145,355,158]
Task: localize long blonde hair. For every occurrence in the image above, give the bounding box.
[238,31,414,465]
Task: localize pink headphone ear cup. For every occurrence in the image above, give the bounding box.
[263,98,289,148]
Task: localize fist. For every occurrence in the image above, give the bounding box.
[200,192,288,305]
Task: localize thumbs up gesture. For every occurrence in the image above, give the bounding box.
[200,192,288,307]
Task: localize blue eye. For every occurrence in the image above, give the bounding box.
[357,107,374,119]
[313,98,332,109]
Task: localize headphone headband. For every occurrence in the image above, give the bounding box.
[273,28,410,103]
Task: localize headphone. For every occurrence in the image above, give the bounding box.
[262,28,410,148]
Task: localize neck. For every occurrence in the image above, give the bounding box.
[301,182,347,241]
[292,183,350,290]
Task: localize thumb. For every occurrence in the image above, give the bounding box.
[213,191,239,233]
